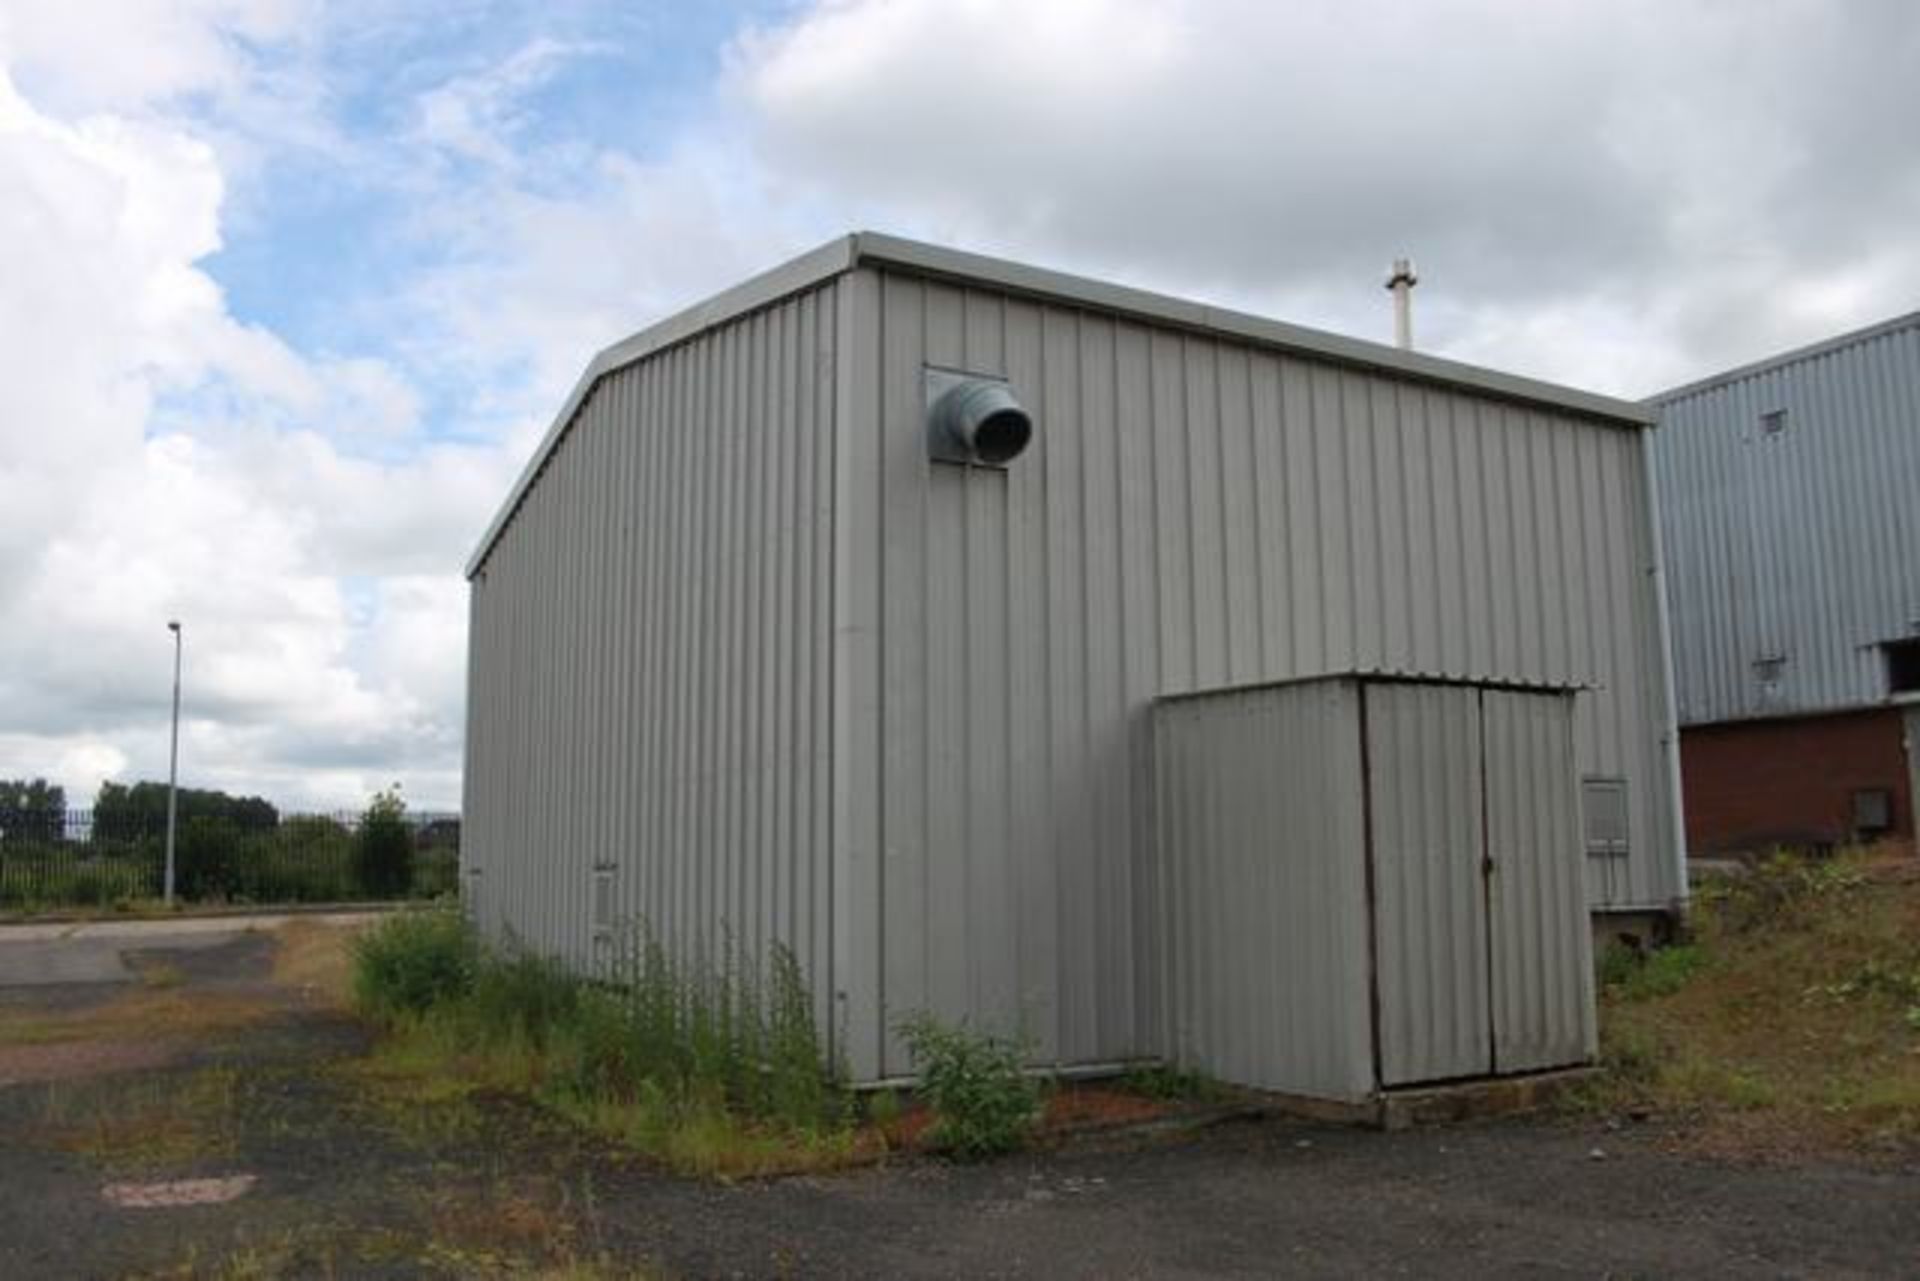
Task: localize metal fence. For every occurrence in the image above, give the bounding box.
[0,809,460,911]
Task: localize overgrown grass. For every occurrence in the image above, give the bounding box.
[0,984,278,1048]
[39,1067,246,1171]
[1119,1063,1230,1103]
[1582,848,1920,1156]
[349,911,861,1178]
[133,1179,660,1280]
[271,919,361,1006]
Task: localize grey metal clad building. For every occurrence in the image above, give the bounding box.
[1650,313,1920,856]
[464,232,1684,1093]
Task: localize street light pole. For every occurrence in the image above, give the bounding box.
[165,620,182,906]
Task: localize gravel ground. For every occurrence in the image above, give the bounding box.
[2,920,1918,1279]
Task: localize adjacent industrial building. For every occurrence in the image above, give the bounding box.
[1651,312,1920,857]
[463,232,1684,1098]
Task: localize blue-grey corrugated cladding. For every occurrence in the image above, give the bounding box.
[1363,682,1490,1085]
[1482,688,1597,1072]
[1151,681,1374,1102]
[835,269,1680,1079]
[1653,318,1920,725]
[463,283,839,1038]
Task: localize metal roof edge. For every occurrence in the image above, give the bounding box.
[848,232,1654,427]
[1677,695,1914,732]
[1153,669,1591,706]
[467,229,1654,578]
[1648,308,1920,407]
[464,234,859,578]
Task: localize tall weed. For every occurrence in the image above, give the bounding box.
[896,1012,1041,1158]
[351,912,847,1173]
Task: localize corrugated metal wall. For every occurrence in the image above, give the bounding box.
[836,267,1681,1077]
[1362,682,1491,1085]
[1481,688,1597,1072]
[1150,680,1375,1102]
[1653,317,1920,725]
[1151,677,1593,1101]
[463,282,840,1035]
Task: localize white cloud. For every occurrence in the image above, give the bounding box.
[729,0,1920,393]
[0,49,514,811]
[5,0,1918,817]
[415,36,601,168]
[0,0,312,113]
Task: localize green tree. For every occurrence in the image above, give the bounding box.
[94,781,277,839]
[354,786,413,899]
[176,815,242,900]
[0,778,66,841]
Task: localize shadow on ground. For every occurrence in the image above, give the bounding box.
[2,920,1918,1279]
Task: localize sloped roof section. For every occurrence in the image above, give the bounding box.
[1650,309,1920,404]
[467,231,1652,578]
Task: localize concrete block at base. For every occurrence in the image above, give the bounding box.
[1592,909,1678,956]
[1378,1067,1598,1131]
[1234,1067,1598,1132]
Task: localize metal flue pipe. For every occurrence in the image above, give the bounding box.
[1385,257,1418,351]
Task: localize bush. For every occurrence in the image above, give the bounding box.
[0,839,160,912]
[351,907,478,1021]
[896,1012,1041,1158]
[354,786,413,899]
[175,816,241,900]
[1697,849,1864,935]
[257,816,356,902]
[412,845,460,898]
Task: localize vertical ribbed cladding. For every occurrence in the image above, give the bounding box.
[1151,681,1375,1102]
[462,281,841,1044]
[1653,317,1920,725]
[851,268,1679,1076]
[1362,682,1490,1085]
[1483,688,1597,1072]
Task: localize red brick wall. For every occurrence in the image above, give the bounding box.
[1680,707,1913,856]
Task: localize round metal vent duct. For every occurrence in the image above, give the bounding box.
[926,371,1034,467]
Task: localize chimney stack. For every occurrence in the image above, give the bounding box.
[1385,257,1418,351]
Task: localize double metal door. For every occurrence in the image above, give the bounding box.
[1361,683,1595,1087]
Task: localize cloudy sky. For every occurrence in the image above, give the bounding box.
[2,0,1916,812]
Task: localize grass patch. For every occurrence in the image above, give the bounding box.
[270,919,361,1006]
[1119,1063,1230,1103]
[0,986,279,1048]
[1581,848,1920,1156]
[1598,941,1709,1002]
[348,910,865,1178]
[134,960,186,989]
[39,1067,245,1170]
[130,1191,657,1281]
[409,1172,660,1279]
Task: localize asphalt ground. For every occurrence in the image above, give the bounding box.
[2,916,1917,1279]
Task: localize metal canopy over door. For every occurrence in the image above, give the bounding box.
[1364,683,1492,1085]
[1363,681,1593,1088]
